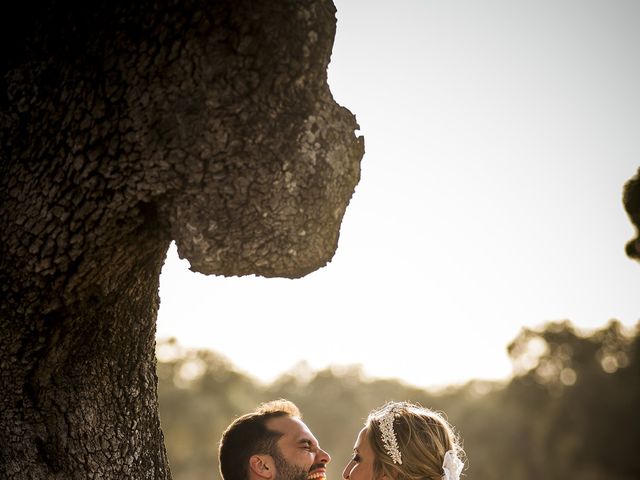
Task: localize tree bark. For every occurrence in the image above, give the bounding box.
[0,0,363,477]
[624,168,640,261]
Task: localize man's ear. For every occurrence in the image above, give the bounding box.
[249,454,275,480]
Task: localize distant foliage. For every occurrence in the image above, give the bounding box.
[157,320,639,480]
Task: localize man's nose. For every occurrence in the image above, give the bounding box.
[317,447,331,464]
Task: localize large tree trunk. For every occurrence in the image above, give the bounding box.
[1,233,172,478]
[0,0,363,477]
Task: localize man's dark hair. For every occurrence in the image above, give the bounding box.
[219,399,302,480]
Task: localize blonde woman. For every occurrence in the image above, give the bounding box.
[342,402,465,480]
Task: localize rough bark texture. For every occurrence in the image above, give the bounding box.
[624,168,640,261]
[0,0,363,478]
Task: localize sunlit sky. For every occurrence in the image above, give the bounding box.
[157,0,640,388]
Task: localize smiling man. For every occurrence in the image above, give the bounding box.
[219,400,331,480]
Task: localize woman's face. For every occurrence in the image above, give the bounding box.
[342,427,377,480]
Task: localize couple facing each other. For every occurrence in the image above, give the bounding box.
[219,400,465,480]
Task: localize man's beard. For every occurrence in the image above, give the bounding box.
[272,450,309,480]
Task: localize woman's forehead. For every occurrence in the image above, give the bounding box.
[354,427,369,449]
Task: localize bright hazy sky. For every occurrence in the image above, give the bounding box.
[157,0,640,388]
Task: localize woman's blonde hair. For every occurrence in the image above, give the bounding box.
[365,401,465,480]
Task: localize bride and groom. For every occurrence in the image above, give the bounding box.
[218,400,465,480]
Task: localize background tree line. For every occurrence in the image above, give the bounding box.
[157,320,639,480]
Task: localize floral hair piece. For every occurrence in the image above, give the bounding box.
[441,450,464,480]
[377,405,402,464]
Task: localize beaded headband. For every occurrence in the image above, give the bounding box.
[377,405,403,464]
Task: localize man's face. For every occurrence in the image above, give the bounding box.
[272,450,308,480]
[266,416,331,480]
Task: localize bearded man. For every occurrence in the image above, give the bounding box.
[219,400,330,480]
